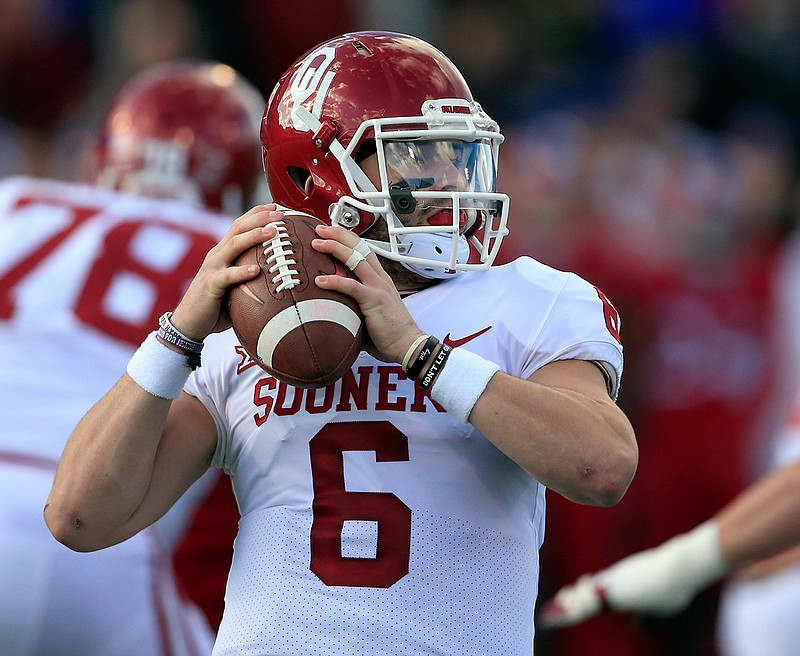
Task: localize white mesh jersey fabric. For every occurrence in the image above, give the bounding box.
[186,256,624,655]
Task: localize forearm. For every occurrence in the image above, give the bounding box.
[46,207,281,550]
[469,368,637,506]
[717,459,800,566]
[541,459,800,628]
[45,374,173,550]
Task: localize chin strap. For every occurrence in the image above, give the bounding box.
[396,232,471,279]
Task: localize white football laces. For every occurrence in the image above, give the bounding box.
[263,221,301,292]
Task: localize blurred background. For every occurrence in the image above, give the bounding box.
[4,1,800,654]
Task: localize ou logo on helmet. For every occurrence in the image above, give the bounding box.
[287,46,337,132]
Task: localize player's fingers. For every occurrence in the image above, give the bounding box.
[312,236,364,267]
[314,268,369,303]
[312,236,385,286]
[343,248,367,271]
[314,222,361,246]
[226,204,280,239]
[216,208,285,266]
[352,238,372,258]
[342,238,373,270]
[314,224,382,268]
[224,205,284,246]
[539,575,605,630]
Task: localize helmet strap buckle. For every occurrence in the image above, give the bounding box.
[313,120,338,151]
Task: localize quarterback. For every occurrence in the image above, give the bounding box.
[46,33,638,655]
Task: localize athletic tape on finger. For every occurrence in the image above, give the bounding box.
[344,250,366,271]
[353,240,371,257]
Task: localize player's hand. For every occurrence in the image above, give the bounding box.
[538,548,691,630]
[539,573,606,628]
[311,223,424,364]
[540,520,728,629]
[170,204,285,341]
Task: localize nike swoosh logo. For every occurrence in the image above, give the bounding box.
[443,326,492,348]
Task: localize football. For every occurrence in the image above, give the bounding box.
[227,210,365,388]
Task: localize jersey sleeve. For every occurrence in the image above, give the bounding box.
[503,259,624,399]
[535,271,623,397]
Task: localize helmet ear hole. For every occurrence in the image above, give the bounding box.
[355,140,377,163]
[287,166,312,195]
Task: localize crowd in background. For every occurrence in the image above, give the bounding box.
[3,1,800,655]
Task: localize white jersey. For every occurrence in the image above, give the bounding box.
[715,234,800,656]
[0,176,227,465]
[185,257,624,656]
[0,176,231,655]
[716,390,800,656]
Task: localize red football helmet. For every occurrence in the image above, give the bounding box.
[261,32,509,277]
[86,60,266,215]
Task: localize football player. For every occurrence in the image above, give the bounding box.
[540,236,800,656]
[1,60,263,655]
[539,458,800,637]
[46,33,638,655]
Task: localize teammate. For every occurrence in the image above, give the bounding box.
[45,32,638,655]
[539,458,800,629]
[1,59,264,655]
[541,230,800,656]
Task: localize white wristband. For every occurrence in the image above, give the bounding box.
[127,332,193,399]
[429,348,500,423]
[670,519,729,586]
[598,519,728,615]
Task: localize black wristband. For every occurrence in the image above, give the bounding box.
[405,335,439,380]
[419,343,452,390]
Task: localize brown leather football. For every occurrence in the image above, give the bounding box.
[227,210,364,388]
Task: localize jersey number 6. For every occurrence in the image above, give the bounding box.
[309,422,411,588]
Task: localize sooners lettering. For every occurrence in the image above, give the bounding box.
[252,362,446,426]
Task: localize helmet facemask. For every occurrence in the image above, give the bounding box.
[296,99,510,278]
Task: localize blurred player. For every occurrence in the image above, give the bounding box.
[539,457,800,635]
[0,59,264,655]
[540,220,800,656]
[711,224,800,656]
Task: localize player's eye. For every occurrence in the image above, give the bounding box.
[447,142,466,165]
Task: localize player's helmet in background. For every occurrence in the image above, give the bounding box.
[85,60,267,215]
[261,31,509,278]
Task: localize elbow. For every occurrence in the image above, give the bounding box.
[577,444,639,507]
[585,471,633,507]
[44,505,108,553]
[585,416,639,507]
